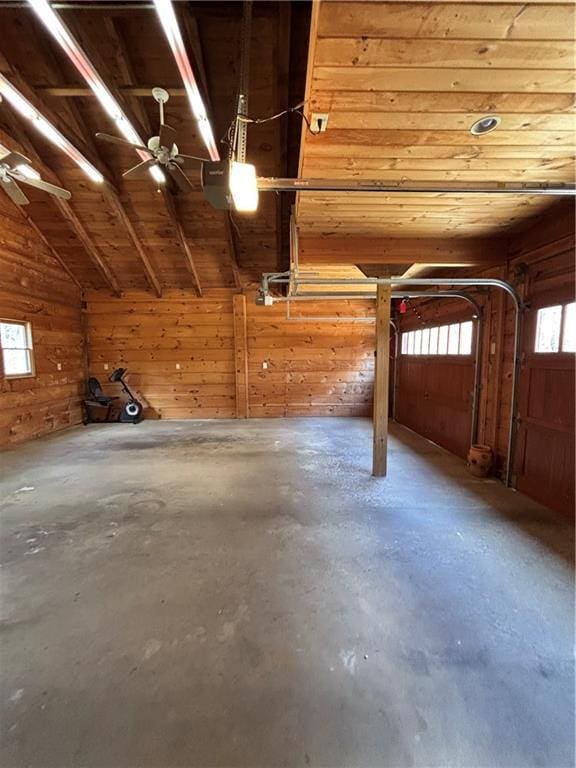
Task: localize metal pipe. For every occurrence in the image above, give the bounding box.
[390,319,399,422]
[262,272,520,487]
[257,177,576,197]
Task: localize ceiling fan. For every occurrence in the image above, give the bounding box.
[96,87,206,193]
[0,150,71,206]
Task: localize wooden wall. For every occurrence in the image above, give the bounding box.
[0,196,85,447]
[85,290,237,419]
[85,291,375,420]
[246,297,374,417]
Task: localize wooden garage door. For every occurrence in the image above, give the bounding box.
[396,319,475,459]
[515,288,575,518]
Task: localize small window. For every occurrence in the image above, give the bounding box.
[421,327,430,355]
[561,302,575,352]
[407,331,414,354]
[429,326,438,355]
[535,305,562,353]
[413,329,422,355]
[448,323,460,355]
[438,325,448,355]
[0,320,34,378]
[459,321,473,355]
[401,333,408,354]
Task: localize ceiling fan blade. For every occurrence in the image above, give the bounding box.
[176,153,210,163]
[159,123,176,150]
[1,177,29,205]
[167,162,194,193]
[13,173,71,200]
[96,133,151,154]
[0,151,32,170]
[123,158,157,180]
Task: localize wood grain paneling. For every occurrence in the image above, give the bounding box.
[85,290,377,420]
[0,196,85,447]
[297,0,576,239]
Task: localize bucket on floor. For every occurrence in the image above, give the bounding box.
[467,444,493,478]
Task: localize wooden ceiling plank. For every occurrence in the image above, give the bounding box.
[315,37,575,70]
[316,3,576,41]
[309,90,576,114]
[312,66,575,94]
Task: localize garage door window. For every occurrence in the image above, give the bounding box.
[0,320,35,378]
[534,302,575,353]
[401,320,473,357]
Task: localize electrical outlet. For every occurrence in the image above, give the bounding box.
[56,362,62,371]
[310,112,329,133]
[176,363,181,370]
[104,363,109,371]
[262,361,268,370]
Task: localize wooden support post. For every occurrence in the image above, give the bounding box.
[233,294,249,419]
[373,283,392,477]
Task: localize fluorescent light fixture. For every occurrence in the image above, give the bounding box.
[152,0,220,161]
[0,74,104,184]
[28,0,164,184]
[230,161,258,212]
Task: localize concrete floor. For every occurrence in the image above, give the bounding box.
[0,418,574,768]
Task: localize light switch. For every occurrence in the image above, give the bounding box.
[262,361,268,369]
[56,362,62,371]
[104,363,109,371]
[176,363,181,370]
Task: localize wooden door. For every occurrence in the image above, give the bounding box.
[515,286,575,518]
[396,355,475,459]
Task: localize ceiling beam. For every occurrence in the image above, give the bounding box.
[3,67,163,297]
[36,86,186,98]
[0,123,122,296]
[299,235,504,266]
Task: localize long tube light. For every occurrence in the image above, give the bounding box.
[28,0,164,184]
[0,74,104,183]
[152,0,220,161]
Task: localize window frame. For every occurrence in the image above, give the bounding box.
[533,301,575,355]
[0,319,35,379]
